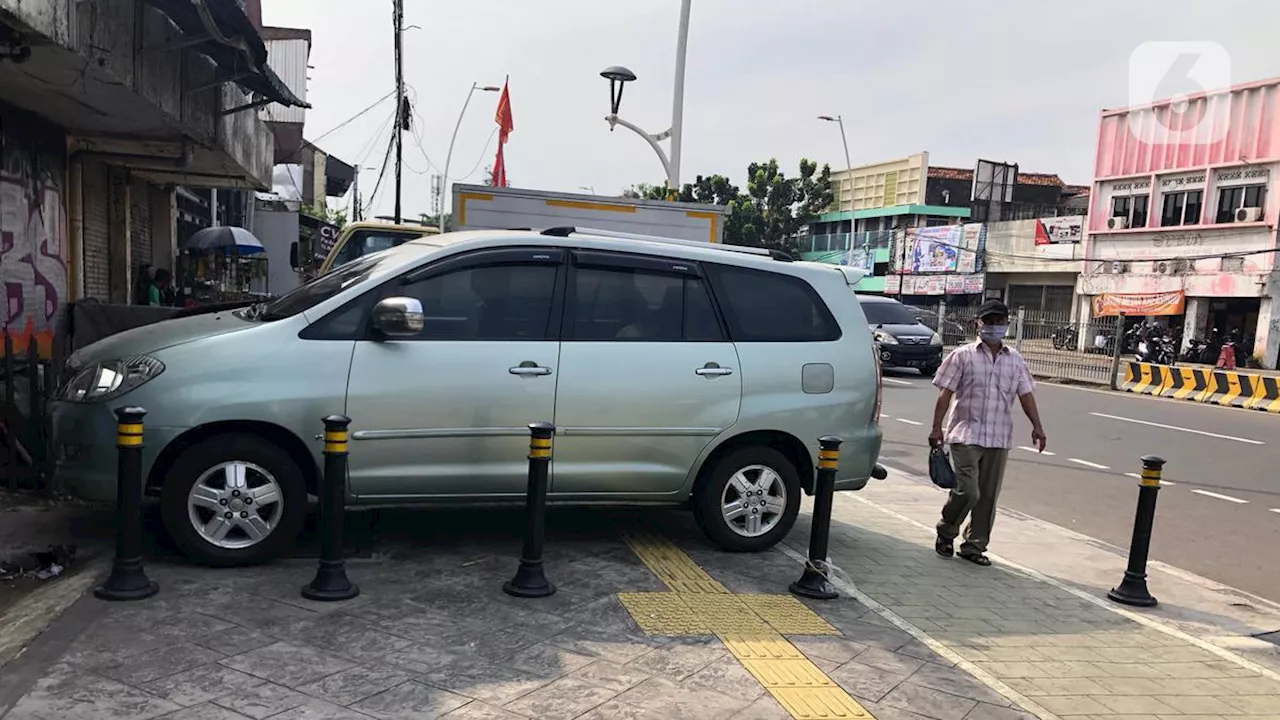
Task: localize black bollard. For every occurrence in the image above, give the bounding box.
[302,415,360,601]
[94,407,159,601]
[790,436,843,600]
[504,422,556,598]
[1107,455,1165,608]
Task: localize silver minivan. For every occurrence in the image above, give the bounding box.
[52,229,884,566]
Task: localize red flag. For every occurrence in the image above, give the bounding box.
[492,143,507,188]
[491,80,512,187]
[494,81,513,142]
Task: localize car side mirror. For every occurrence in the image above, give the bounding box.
[371,297,425,338]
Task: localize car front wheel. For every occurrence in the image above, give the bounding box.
[160,433,307,567]
[694,446,801,552]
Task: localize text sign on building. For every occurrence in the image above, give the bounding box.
[1034,216,1083,245]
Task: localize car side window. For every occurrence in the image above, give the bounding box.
[567,265,725,342]
[398,262,560,341]
[705,264,840,342]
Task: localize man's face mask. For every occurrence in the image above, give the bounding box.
[979,321,1009,341]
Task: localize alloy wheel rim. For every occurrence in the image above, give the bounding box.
[187,461,283,549]
[720,464,786,538]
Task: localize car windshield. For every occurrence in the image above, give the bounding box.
[860,300,921,326]
[238,251,392,322]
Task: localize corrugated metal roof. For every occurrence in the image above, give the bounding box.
[261,38,308,124]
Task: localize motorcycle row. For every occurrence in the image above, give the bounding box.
[1052,321,1251,368]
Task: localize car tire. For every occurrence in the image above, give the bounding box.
[160,433,307,567]
[694,446,801,553]
[920,365,939,377]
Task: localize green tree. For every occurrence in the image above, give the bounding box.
[621,182,669,200]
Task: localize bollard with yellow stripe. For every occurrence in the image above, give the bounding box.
[1107,455,1165,608]
[116,406,146,448]
[322,415,350,455]
[505,422,557,598]
[528,423,553,460]
[790,436,844,601]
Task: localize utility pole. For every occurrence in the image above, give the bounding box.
[392,0,404,224]
[351,168,360,222]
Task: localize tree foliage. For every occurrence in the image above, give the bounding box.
[621,160,831,254]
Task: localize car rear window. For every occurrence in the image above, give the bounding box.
[704,264,840,342]
[860,300,920,326]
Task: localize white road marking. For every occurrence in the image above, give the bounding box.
[1191,489,1248,504]
[1125,472,1175,486]
[1068,458,1110,470]
[896,418,923,426]
[1018,446,1055,456]
[882,378,914,386]
[1089,412,1265,446]
[1269,508,1280,515]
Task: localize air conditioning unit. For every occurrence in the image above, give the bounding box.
[1107,216,1129,230]
[1235,206,1262,222]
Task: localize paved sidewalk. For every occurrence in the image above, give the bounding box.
[0,506,1033,720]
[782,473,1280,719]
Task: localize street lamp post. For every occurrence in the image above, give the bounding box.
[819,114,868,273]
[601,0,692,196]
[441,82,501,232]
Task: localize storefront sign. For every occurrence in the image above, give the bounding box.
[883,274,901,294]
[1034,216,1084,245]
[903,224,984,273]
[1091,291,1185,317]
[883,274,984,296]
[945,276,965,294]
[314,223,340,260]
[963,275,986,294]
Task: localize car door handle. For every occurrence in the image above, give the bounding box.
[509,365,553,376]
[695,365,734,377]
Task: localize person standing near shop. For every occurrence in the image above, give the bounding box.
[928,299,1046,566]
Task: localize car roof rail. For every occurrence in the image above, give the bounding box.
[539,226,774,258]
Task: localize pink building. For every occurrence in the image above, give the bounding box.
[1080,76,1280,368]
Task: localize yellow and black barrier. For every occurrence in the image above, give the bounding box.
[302,414,360,602]
[1120,361,1280,412]
[95,406,159,601]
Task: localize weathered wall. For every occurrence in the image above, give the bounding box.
[0,104,69,355]
[81,160,112,300]
[0,0,73,46]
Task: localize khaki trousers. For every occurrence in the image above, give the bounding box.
[936,444,1008,554]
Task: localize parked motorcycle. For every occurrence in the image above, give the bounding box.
[1135,324,1177,366]
[1051,326,1077,351]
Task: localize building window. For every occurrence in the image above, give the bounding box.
[1111,194,1149,228]
[1216,184,1266,223]
[1160,190,1202,226]
[925,217,950,227]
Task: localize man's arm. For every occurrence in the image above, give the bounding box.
[1015,359,1046,451]
[929,388,954,446]
[928,351,962,445]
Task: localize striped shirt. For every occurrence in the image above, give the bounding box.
[933,341,1035,449]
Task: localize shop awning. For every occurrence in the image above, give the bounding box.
[144,0,309,110]
[1092,291,1185,317]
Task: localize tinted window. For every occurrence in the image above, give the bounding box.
[399,263,558,340]
[860,300,919,326]
[333,229,423,267]
[705,265,840,342]
[568,267,724,341]
[247,252,388,321]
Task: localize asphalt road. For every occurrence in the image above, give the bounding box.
[876,367,1280,604]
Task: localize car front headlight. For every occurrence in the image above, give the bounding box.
[873,330,899,345]
[931,332,943,346]
[58,356,165,403]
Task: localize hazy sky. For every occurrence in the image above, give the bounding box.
[261,1,1280,221]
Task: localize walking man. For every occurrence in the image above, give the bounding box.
[929,299,1046,566]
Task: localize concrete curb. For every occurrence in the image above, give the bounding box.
[0,556,105,669]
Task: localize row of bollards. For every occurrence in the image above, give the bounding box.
[93,409,563,603]
[95,405,1167,610]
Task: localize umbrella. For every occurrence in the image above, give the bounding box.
[183,226,265,255]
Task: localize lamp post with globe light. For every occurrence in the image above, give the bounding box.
[600,0,691,197]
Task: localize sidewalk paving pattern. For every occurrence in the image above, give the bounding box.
[1,497,1278,719]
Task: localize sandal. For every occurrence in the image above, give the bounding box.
[959,552,992,566]
[935,536,954,557]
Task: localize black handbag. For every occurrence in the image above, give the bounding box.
[928,444,957,489]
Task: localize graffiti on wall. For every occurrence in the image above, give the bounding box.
[0,113,69,357]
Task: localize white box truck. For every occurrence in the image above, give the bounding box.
[451,184,727,243]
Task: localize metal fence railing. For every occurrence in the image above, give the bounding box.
[1,334,64,494]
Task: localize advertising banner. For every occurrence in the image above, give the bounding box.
[883,274,901,294]
[1091,291,1185,317]
[1034,216,1084,245]
[904,224,984,273]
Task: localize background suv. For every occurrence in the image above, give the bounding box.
[858,295,944,376]
[53,229,884,566]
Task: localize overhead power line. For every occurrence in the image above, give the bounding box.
[311,90,396,144]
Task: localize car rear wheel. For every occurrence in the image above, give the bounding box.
[694,446,800,552]
[160,433,307,567]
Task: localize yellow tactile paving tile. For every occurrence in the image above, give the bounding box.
[772,687,875,719]
[741,594,841,636]
[622,532,729,594]
[615,592,711,636]
[617,532,876,720]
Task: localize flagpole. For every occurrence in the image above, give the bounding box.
[392,0,404,224]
